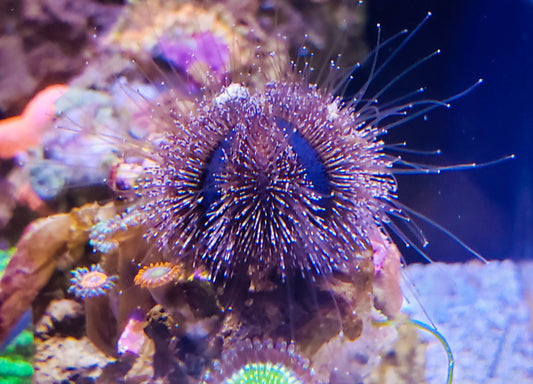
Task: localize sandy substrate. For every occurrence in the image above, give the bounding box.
[401,260,533,384]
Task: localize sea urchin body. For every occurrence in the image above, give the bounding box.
[139,79,396,283]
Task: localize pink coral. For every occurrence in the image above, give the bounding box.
[116,311,146,356]
[0,85,68,159]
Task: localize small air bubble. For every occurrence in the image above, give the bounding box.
[423,115,428,121]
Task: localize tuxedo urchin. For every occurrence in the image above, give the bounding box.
[138,75,397,283]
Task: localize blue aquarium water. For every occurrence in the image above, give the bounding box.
[367,0,532,263]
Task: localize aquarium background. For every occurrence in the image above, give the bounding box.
[366,0,532,263]
[0,1,530,383]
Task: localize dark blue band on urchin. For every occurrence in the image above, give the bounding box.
[200,133,234,212]
[200,144,224,211]
[200,118,334,219]
[276,118,333,215]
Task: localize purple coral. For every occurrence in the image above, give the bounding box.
[159,31,230,76]
[117,310,146,356]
